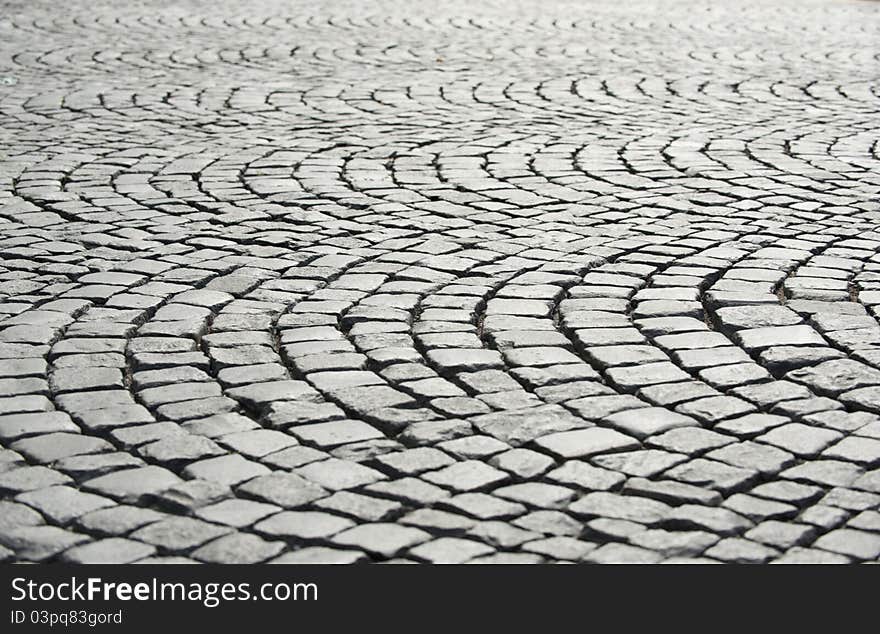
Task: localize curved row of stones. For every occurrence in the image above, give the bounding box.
[1,0,880,563]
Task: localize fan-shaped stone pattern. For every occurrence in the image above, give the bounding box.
[1,0,880,564]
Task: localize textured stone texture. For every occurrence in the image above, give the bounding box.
[0,0,879,564]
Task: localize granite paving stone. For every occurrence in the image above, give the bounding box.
[1,0,878,564]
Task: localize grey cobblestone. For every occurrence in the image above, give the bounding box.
[0,0,879,564]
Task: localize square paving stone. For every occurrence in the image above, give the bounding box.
[236,472,328,508]
[82,465,183,503]
[181,413,259,438]
[606,362,691,390]
[622,477,721,506]
[545,461,625,491]
[437,492,527,520]
[704,538,779,563]
[155,396,240,421]
[397,419,474,446]
[470,404,587,446]
[191,532,285,564]
[706,441,795,475]
[534,380,612,403]
[755,423,843,457]
[330,385,416,412]
[313,491,403,522]
[714,413,789,438]
[255,510,355,541]
[722,493,798,522]
[148,478,230,513]
[426,349,503,371]
[0,395,53,415]
[437,435,509,459]
[182,454,270,486]
[665,505,753,535]
[772,548,850,564]
[676,395,757,423]
[628,529,720,558]
[820,486,880,512]
[422,460,509,491]
[400,508,476,532]
[467,521,541,549]
[664,458,759,493]
[511,365,601,388]
[0,500,44,531]
[0,411,79,441]
[813,528,880,560]
[781,460,864,488]
[638,381,720,407]
[646,426,736,454]
[592,449,688,478]
[736,325,826,351]
[50,367,124,393]
[569,491,671,525]
[262,445,330,469]
[139,435,226,464]
[715,305,803,331]
[331,523,431,558]
[110,422,188,449]
[294,458,387,491]
[10,432,113,463]
[195,498,281,528]
[488,448,556,478]
[744,521,816,550]
[750,480,823,505]
[493,482,576,509]
[0,525,89,562]
[291,419,386,448]
[510,510,582,537]
[585,345,668,368]
[74,505,167,537]
[73,405,155,431]
[130,517,232,553]
[584,542,663,563]
[269,547,368,564]
[503,347,583,367]
[533,427,640,459]
[566,394,650,420]
[60,538,157,564]
[821,436,880,466]
[373,447,456,476]
[262,401,347,428]
[408,537,495,563]
[16,485,115,524]
[0,465,72,494]
[217,429,298,458]
[786,359,880,397]
[602,407,697,439]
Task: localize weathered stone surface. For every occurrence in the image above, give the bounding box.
[1,0,877,565]
[331,523,431,557]
[61,538,156,564]
[569,492,671,525]
[787,360,880,397]
[192,533,285,564]
[130,517,232,552]
[533,427,640,459]
[470,405,586,446]
[82,466,183,503]
[236,472,328,508]
[255,511,355,541]
[16,485,115,524]
[0,526,89,561]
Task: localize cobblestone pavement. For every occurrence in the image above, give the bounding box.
[1,0,880,564]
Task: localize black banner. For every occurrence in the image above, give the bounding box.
[0,565,872,629]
